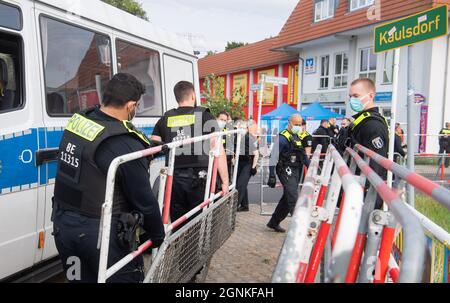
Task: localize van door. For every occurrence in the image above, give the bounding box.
[163,54,195,111]
[0,0,44,280]
[36,12,114,261]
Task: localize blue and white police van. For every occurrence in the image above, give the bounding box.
[0,0,200,281]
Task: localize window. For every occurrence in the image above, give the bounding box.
[163,55,194,110]
[334,52,348,88]
[319,55,330,89]
[116,40,162,116]
[350,0,375,11]
[382,51,394,84]
[359,47,377,82]
[314,0,335,22]
[0,32,23,113]
[0,2,22,31]
[40,17,112,116]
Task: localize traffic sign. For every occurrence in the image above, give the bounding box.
[374,5,448,53]
[264,76,288,85]
[414,93,426,104]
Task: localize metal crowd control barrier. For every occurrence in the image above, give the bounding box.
[272,142,433,283]
[272,144,364,283]
[354,144,450,212]
[346,147,426,283]
[97,129,246,283]
[354,144,450,283]
[414,153,450,186]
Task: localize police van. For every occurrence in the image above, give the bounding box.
[0,0,200,281]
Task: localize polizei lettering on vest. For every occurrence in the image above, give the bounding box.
[66,114,105,141]
[379,14,441,45]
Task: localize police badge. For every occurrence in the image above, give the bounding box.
[372,136,384,149]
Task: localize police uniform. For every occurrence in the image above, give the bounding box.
[52,106,165,283]
[152,106,219,222]
[299,130,313,152]
[439,126,450,167]
[350,107,389,209]
[236,133,258,211]
[268,129,307,228]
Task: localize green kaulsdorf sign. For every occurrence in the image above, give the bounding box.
[374,5,448,53]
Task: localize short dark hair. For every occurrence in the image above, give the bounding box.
[217,111,229,118]
[102,73,145,107]
[321,119,329,125]
[174,81,195,103]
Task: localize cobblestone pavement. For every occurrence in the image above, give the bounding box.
[205,203,289,283]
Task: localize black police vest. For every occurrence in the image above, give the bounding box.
[161,106,210,169]
[351,111,389,135]
[53,108,150,218]
[278,129,305,167]
[349,110,390,148]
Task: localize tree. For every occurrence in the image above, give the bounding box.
[102,0,149,21]
[202,74,246,120]
[206,50,217,56]
[225,41,248,51]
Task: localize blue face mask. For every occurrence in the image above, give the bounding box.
[349,94,369,113]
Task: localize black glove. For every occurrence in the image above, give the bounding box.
[150,237,164,249]
[267,175,276,188]
[140,232,164,249]
[250,167,257,176]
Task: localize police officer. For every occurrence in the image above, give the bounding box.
[52,73,165,283]
[236,120,259,212]
[151,81,229,223]
[298,119,313,157]
[348,78,389,209]
[439,122,450,167]
[266,114,308,232]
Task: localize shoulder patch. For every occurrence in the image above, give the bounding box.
[371,136,384,149]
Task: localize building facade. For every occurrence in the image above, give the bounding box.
[199,0,450,152]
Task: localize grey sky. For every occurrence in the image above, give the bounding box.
[141,0,298,57]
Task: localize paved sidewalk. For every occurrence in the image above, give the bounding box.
[205,203,290,283]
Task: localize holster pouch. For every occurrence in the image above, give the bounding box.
[116,211,144,252]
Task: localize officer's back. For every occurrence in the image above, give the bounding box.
[348,78,389,209]
[151,81,229,223]
[312,120,331,155]
[52,73,165,283]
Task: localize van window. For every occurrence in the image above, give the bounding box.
[0,2,22,31]
[40,17,112,116]
[0,31,23,113]
[116,39,162,116]
[163,55,194,111]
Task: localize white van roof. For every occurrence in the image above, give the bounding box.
[35,0,195,56]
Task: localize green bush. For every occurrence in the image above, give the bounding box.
[202,74,246,120]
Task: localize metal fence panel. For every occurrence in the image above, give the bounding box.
[146,190,238,283]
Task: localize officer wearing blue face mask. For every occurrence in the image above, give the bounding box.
[266,114,308,232]
[348,78,389,210]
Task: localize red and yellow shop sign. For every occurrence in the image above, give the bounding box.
[232,73,248,101]
[288,64,299,105]
[257,68,275,106]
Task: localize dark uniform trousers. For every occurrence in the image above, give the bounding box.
[53,209,144,283]
[170,168,206,223]
[269,164,302,226]
[236,160,252,209]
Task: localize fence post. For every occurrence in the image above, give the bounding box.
[358,210,385,283]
